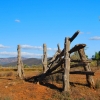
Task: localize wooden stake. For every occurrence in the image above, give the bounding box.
[17,45,24,79]
[63,37,70,92]
[42,44,47,73]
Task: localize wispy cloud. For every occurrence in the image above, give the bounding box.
[15,19,20,23]
[80,31,84,34]
[21,45,57,51]
[80,32,91,34]
[87,32,91,34]
[21,45,42,50]
[21,52,42,57]
[0,51,43,57]
[0,51,17,56]
[0,44,10,49]
[89,36,100,40]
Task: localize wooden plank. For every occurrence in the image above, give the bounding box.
[58,49,64,58]
[70,63,86,68]
[47,58,64,74]
[78,48,95,88]
[49,70,94,76]
[50,68,64,75]
[70,71,94,75]
[71,60,91,63]
[63,37,70,92]
[57,44,61,53]
[47,44,61,68]
[69,30,80,42]
[35,58,64,83]
[69,44,86,54]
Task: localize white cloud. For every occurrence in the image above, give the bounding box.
[0,44,10,49]
[0,51,17,56]
[87,32,91,34]
[21,52,42,57]
[80,31,84,34]
[0,51,42,57]
[89,36,100,40]
[15,19,20,23]
[21,45,57,51]
[21,45,43,50]
[79,32,91,34]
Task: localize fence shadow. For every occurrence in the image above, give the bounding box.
[70,82,88,87]
[40,82,63,92]
[25,76,90,92]
[25,76,63,91]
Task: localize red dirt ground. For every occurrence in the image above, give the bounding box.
[0,68,100,100]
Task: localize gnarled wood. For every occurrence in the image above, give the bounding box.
[70,71,94,75]
[78,48,95,88]
[69,30,80,42]
[70,63,86,68]
[63,37,70,92]
[71,60,91,63]
[17,45,24,79]
[69,44,86,54]
[42,44,48,73]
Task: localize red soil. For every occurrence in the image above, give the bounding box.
[0,68,100,100]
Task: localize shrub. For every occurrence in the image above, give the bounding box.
[0,96,11,100]
[52,91,71,100]
[95,79,100,89]
[6,72,13,77]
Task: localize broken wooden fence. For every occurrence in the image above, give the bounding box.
[41,30,95,92]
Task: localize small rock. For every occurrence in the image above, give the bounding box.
[5,86,8,88]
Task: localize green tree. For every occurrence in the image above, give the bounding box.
[92,51,100,67]
[24,64,29,68]
[93,51,100,60]
[95,52,99,60]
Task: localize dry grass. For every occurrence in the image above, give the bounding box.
[95,79,100,89]
[0,72,14,77]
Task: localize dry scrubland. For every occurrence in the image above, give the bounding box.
[0,66,100,100]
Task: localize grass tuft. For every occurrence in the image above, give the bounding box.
[95,79,100,89]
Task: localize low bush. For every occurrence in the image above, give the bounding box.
[95,79,100,89]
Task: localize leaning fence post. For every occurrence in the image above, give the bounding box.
[78,48,95,88]
[17,45,24,79]
[63,37,70,92]
[42,44,47,73]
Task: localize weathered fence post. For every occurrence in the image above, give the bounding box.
[78,48,95,88]
[17,45,24,79]
[42,44,47,73]
[63,37,70,92]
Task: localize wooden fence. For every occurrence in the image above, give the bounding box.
[39,30,95,92]
[16,30,95,92]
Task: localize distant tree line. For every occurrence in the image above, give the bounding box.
[92,51,100,60]
[92,51,100,66]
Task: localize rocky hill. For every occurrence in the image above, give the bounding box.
[1,58,42,67]
[0,57,27,65]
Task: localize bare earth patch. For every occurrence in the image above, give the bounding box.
[0,68,100,100]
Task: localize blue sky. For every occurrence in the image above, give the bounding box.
[0,0,100,58]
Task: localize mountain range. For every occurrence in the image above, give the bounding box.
[0,57,42,67]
